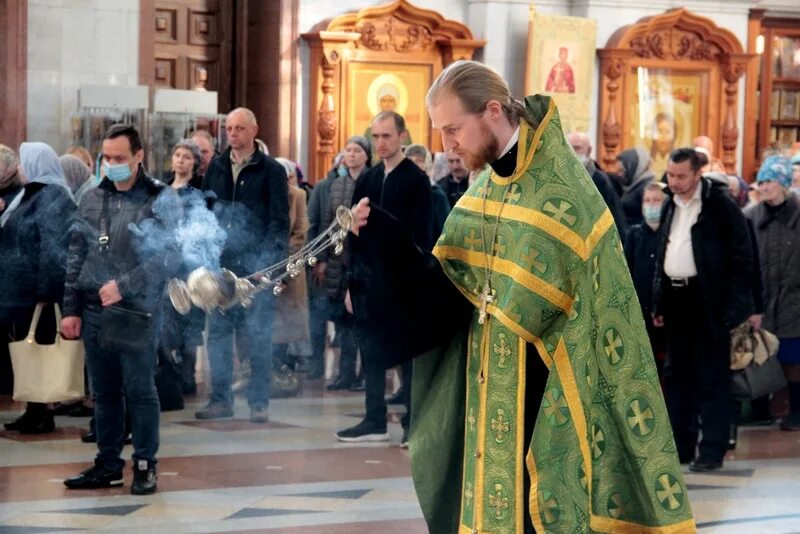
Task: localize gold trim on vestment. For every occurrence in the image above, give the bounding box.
[434,246,573,313]
[455,197,616,262]
[525,449,546,533]
[516,336,526,534]
[553,338,593,501]
[475,319,491,531]
[590,515,698,533]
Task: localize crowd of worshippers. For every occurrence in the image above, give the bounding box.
[1,104,800,492]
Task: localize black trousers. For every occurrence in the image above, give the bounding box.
[662,281,731,463]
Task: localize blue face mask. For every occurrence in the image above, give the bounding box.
[643,205,661,223]
[337,165,348,178]
[104,161,133,182]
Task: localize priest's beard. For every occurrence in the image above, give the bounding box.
[461,122,500,171]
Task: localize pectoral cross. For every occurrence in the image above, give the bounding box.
[478,283,495,325]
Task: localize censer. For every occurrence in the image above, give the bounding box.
[168,205,354,314]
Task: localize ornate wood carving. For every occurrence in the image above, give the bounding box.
[598,8,755,174]
[302,0,484,182]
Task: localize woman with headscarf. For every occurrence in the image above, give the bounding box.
[616,146,656,227]
[744,156,800,430]
[60,154,95,206]
[1,142,76,434]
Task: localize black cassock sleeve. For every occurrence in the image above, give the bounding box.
[359,204,473,369]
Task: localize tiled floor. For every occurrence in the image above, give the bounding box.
[1,384,800,533]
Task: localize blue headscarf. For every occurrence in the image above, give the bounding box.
[0,142,75,227]
[756,155,792,189]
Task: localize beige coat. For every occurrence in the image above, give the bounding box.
[272,185,310,344]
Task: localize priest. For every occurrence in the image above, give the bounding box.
[348,60,694,533]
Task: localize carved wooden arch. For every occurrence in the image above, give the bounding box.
[302,0,484,182]
[597,8,754,174]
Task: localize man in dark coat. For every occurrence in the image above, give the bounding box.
[435,152,469,208]
[62,125,179,495]
[567,131,628,239]
[198,107,289,424]
[338,111,433,446]
[653,148,756,472]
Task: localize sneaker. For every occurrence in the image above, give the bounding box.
[131,460,157,495]
[401,428,409,449]
[249,406,269,423]
[195,402,234,420]
[335,419,390,443]
[64,460,123,489]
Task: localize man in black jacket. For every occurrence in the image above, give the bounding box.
[197,107,289,423]
[652,148,756,472]
[337,111,433,446]
[62,124,179,495]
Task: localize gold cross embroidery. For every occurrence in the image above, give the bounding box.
[491,408,510,443]
[488,483,509,518]
[464,482,474,508]
[493,334,511,368]
[494,234,507,256]
[656,474,683,510]
[464,228,482,250]
[604,330,623,364]
[522,246,546,273]
[627,399,654,436]
[508,183,522,203]
[543,200,577,226]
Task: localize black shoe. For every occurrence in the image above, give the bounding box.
[326,375,355,391]
[182,382,197,396]
[64,460,123,489]
[3,412,32,431]
[68,404,94,417]
[18,411,55,435]
[195,402,234,420]
[689,459,723,473]
[81,430,97,443]
[54,402,80,416]
[386,390,405,405]
[781,416,800,431]
[131,460,157,495]
[349,378,366,392]
[335,419,389,443]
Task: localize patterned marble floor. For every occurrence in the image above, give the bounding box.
[1,385,800,533]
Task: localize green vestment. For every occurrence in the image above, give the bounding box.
[409,95,695,534]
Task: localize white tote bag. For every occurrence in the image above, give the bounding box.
[9,303,85,403]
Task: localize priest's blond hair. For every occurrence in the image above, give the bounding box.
[426,60,535,128]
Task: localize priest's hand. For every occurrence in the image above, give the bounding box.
[748,314,763,331]
[99,280,123,307]
[62,316,82,339]
[350,197,370,236]
[653,315,664,328]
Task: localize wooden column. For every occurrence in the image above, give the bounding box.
[0,0,27,149]
[741,9,765,181]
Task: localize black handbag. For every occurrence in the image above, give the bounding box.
[98,305,155,354]
[731,355,787,400]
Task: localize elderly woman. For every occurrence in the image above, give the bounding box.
[272,158,310,387]
[60,154,94,205]
[745,156,800,430]
[1,142,76,434]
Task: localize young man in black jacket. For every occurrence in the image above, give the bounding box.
[62,125,180,495]
[197,107,289,424]
[338,111,433,446]
[652,148,756,472]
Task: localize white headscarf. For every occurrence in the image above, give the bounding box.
[1,142,75,227]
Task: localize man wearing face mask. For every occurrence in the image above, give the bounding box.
[61,124,180,495]
[567,131,628,240]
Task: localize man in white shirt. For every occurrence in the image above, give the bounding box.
[652,147,756,473]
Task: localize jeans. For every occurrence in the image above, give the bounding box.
[82,305,160,470]
[207,292,274,408]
